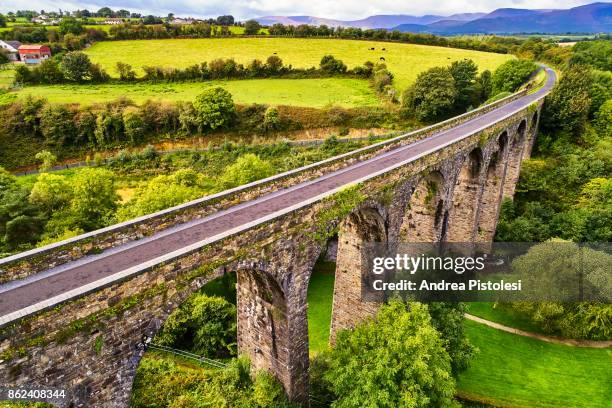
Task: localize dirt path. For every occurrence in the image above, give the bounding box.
[465,313,612,349]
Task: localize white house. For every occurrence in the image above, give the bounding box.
[104,18,124,25]
[0,40,22,61]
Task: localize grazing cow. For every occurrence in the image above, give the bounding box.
[382,48,386,51]
[369,47,375,50]
[273,52,278,55]
[380,56,385,61]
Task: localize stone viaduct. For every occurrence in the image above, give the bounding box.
[0,69,553,407]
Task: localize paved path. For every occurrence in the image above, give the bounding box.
[0,68,557,326]
[465,313,612,348]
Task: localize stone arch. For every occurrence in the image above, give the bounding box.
[476,131,509,243]
[446,148,483,242]
[399,171,446,242]
[235,242,321,405]
[330,206,386,341]
[503,119,527,199]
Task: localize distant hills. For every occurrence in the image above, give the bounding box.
[256,2,612,34]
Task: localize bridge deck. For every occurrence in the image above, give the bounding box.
[0,67,556,325]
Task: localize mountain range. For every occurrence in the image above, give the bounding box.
[255,2,612,34]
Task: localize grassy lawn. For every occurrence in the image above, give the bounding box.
[466,302,545,334]
[307,260,336,355]
[458,319,612,408]
[84,37,512,91]
[14,77,379,107]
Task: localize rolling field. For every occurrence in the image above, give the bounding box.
[84,38,513,91]
[15,77,379,107]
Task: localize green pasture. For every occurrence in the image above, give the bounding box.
[84,37,512,91]
[307,260,336,354]
[15,77,379,107]
[458,319,611,407]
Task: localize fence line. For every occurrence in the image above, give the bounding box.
[147,343,228,369]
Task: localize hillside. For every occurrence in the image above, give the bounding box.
[257,3,612,34]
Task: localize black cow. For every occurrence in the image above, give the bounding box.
[380,56,386,61]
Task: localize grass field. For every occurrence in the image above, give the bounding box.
[15,77,379,107]
[458,320,612,408]
[84,38,513,91]
[307,260,336,354]
[466,302,545,333]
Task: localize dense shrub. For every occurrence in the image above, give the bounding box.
[219,154,274,189]
[155,294,237,358]
[131,357,296,408]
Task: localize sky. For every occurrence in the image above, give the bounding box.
[0,0,601,20]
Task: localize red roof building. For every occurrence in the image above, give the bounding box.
[18,45,52,64]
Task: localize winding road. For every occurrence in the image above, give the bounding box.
[0,67,556,326]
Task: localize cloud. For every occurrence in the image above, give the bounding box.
[0,0,596,20]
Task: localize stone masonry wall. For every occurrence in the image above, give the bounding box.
[0,102,542,408]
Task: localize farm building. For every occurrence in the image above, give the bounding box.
[0,40,21,61]
[105,18,124,25]
[18,45,52,65]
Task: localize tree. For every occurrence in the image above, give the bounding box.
[220,154,274,189]
[319,55,347,74]
[34,150,57,172]
[59,17,84,35]
[29,173,73,214]
[449,58,478,111]
[491,59,537,94]
[511,242,611,340]
[322,301,456,407]
[156,294,237,358]
[60,52,92,82]
[0,49,8,65]
[595,99,611,137]
[244,20,261,35]
[116,62,136,81]
[265,55,283,74]
[40,104,76,145]
[216,15,234,26]
[193,87,236,130]
[70,168,118,230]
[0,14,6,28]
[541,65,592,136]
[402,67,457,121]
[97,7,113,18]
[36,59,64,84]
[478,69,493,101]
[427,302,474,375]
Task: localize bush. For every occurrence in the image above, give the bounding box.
[219,153,274,189]
[34,150,57,172]
[491,59,537,94]
[156,294,237,358]
[319,55,347,74]
[193,87,236,130]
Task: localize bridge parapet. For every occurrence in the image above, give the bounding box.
[0,89,529,284]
